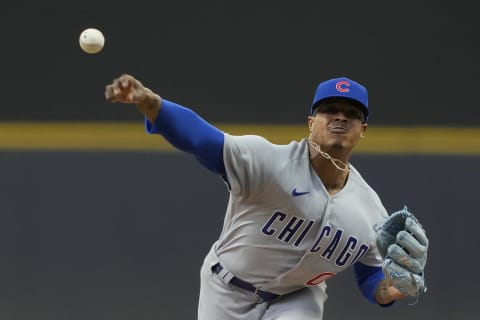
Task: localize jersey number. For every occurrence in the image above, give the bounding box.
[306,272,336,285]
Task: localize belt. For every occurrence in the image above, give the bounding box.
[212,263,280,302]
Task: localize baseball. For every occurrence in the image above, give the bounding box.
[79,28,105,54]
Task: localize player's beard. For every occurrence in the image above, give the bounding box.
[324,133,347,150]
[322,133,356,161]
[326,141,346,158]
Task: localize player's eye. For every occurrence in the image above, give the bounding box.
[318,105,338,114]
[317,105,364,122]
[345,109,364,120]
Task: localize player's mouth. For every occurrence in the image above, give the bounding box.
[328,125,348,134]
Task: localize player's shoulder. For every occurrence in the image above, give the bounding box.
[224,133,270,146]
[224,134,308,158]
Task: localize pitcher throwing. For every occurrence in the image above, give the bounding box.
[105,74,429,319]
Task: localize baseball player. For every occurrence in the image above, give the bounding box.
[105,75,429,319]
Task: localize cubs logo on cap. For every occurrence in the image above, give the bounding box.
[311,77,369,121]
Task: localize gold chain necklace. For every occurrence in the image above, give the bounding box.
[307,140,350,172]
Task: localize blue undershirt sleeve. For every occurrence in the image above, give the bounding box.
[145,99,226,176]
[353,262,395,307]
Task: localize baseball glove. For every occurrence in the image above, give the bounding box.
[376,206,429,297]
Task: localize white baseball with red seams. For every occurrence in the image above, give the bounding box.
[79,28,105,54]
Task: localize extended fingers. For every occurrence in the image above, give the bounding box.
[387,244,424,274]
[396,230,428,258]
[405,217,429,247]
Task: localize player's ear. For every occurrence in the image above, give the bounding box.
[307,116,314,133]
[360,123,368,138]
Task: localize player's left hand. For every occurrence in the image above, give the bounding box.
[382,258,426,297]
[376,207,429,297]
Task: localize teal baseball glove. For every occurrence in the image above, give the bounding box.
[376,206,429,297]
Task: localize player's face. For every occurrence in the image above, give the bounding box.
[308,100,367,153]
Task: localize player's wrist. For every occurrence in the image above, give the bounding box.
[137,89,161,123]
[375,279,404,304]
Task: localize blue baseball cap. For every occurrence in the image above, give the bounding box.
[311,77,369,122]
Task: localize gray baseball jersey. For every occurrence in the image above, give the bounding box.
[218,134,387,289]
[198,134,388,319]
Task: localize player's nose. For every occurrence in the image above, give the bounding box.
[333,111,348,121]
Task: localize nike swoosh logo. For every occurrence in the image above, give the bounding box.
[292,188,310,196]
